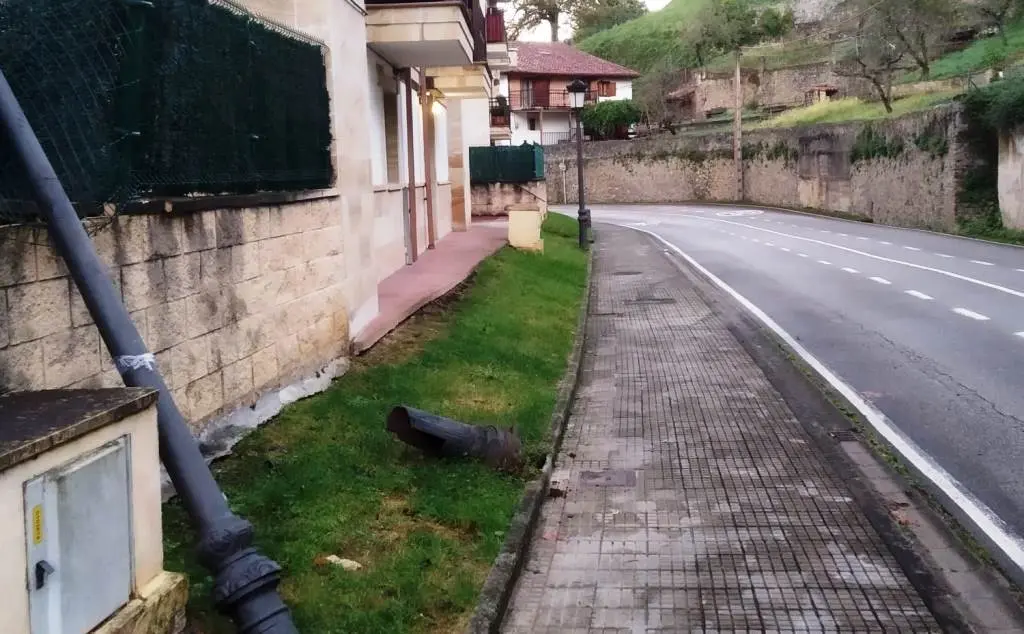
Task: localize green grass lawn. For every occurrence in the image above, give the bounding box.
[163,213,588,633]
[904,23,1024,82]
[756,91,961,128]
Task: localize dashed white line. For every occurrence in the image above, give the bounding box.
[797,253,809,258]
[857,236,869,241]
[971,260,995,266]
[879,241,892,245]
[752,238,761,243]
[1015,332,1024,339]
[904,246,922,251]
[905,290,933,300]
[697,217,1024,301]
[821,230,832,234]
[765,242,775,247]
[869,277,891,285]
[953,308,990,321]
[838,233,848,237]
[818,260,832,265]
[780,247,791,252]
[937,254,955,259]
[842,267,859,274]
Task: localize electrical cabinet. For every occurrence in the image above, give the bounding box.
[24,437,133,634]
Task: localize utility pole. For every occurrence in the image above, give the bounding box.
[733,48,743,202]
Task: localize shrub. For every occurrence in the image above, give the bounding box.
[580,99,642,139]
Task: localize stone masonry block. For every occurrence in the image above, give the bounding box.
[222,356,254,404]
[266,206,292,238]
[186,370,223,424]
[172,386,191,423]
[0,339,44,391]
[200,248,233,286]
[42,325,100,388]
[146,297,190,352]
[276,332,300,376]
[0,290,7,349]
[109,215,153,265]
[0,227,38,287]
[171,336,210,388]
[230,242,261,282]
[251,345,278,390]
[215,209,247,248]
[35,229,69,281]
[8,278,71,345]
[148,215,184,258]
[164,253,201,301]
[121,260,167,312]
[181,211,217,253]
[185,283,229,339]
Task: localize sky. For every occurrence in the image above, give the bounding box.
[518,0,672,42]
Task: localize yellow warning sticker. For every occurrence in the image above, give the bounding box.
[31,505,42,545]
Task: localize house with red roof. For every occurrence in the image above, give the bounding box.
[494,41,640,146]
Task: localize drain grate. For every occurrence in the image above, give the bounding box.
[613,271,643,276]
[580,469,637,487]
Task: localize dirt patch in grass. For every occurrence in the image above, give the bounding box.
[163,213,587,633]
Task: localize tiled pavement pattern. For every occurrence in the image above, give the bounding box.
[502,226,939,633]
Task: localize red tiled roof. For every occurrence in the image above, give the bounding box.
[510,41,640,78]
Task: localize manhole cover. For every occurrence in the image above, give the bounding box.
[624,297,676,305]
[580,469,637,487]
[613,271,642,276]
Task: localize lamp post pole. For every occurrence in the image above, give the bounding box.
[574,107,587,249]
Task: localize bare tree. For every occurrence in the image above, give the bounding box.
[870,0,958,80]
[506,0,567,41]
[634,63,683,132]
[835,16,908,112]
[973,0,1024,44]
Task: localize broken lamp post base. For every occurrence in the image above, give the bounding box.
[386,406,523,472]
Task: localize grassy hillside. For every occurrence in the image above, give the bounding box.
[575,0,710,72]
[757,91,960,127]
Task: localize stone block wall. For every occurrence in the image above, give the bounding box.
[471,181,548,216]
[0,193,349,438]
[546,106,963,232]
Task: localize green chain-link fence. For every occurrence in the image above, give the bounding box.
[0,0,333,223]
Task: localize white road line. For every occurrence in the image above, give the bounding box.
[821,230,831,234]
[937,254,954,259]
[752,238,761,243]
[780,247,791,252]
[953,308,990,321]
[1015,332,1024,339]
[765,242,775,247]
[818,260,832,265]
[798,253,809,258]
[857,237,869,241]
[869,277,891,285]
[842,267,859,274]
[879,241,892,245]
[627,224,1024,586]
[838,233,848,237]
[696,217,1024,301]
[905,290,933,300]
[904,246,922,251]
[971,260,995,266]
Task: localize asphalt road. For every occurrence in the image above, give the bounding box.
[573,203,1024,539]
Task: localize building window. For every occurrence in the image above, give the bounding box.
[597,80,616,97]
[383,93,401,183]
[527,114,538,131]
[493,78,500,87]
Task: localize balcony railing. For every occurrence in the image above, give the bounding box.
[541,131,579,145]
[490,98,510,128]
[507,89,596,110]
[486,7,505,43]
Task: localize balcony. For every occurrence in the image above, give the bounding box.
[508,89,596,110]
[366,0,483,68]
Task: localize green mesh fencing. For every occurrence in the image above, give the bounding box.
[0,0,333,223]
[469,144,545,184]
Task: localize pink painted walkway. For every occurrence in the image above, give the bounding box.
[352,220,509,353]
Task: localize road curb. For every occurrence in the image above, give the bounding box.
[465,243,594,634]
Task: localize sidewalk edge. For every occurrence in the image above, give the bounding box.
[465,245,594,634]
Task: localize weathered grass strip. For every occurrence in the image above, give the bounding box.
[164,213,588,633]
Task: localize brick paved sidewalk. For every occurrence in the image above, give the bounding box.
[502,226,940,633]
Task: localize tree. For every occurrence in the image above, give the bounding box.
[973,0,1024,45]
[580,99,641,139]
[506,0,566,41]
[869,0,958,80]
[572,0,647,41]
[835,15,908,112]
[634,62,683,133]
[757,7,795,40]
[681,0,777,66]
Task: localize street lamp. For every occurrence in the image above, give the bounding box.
[567,78,589,249]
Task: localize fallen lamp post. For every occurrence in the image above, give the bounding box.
[0,69,297,633]
[386,406,523,472]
